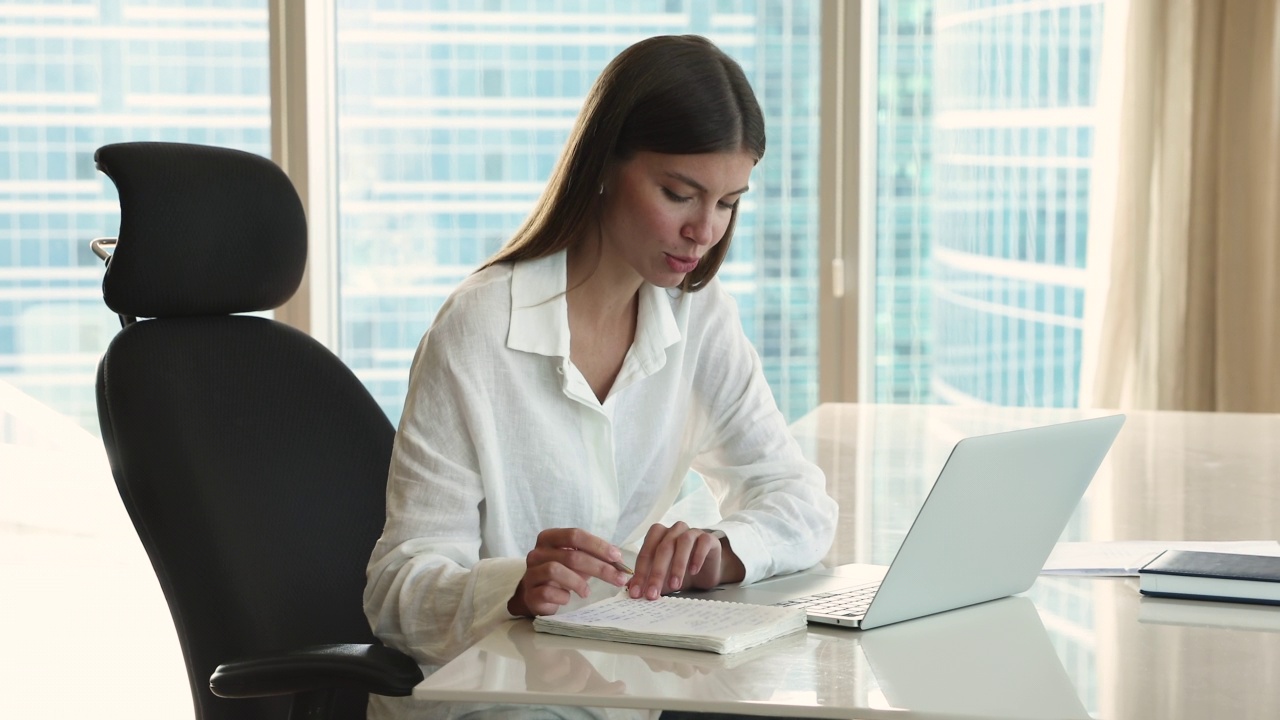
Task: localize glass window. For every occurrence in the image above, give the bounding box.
[875,0,1106,407]
[0,0,270,433]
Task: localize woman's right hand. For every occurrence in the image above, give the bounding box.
[507,527,631,617]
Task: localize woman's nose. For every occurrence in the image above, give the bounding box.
[682,211,717,246]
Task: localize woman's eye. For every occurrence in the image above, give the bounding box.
[717,200,737,211]
[662,187,690,202]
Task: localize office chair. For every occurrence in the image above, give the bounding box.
[92,142,422,720]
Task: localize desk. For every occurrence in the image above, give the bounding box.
[408,404,1280,719]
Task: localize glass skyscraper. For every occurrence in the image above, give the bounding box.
[0,1,269,432]
[0,0,821,433]
[932,0,1103,407]
[874,0,1103,409]
[874,0,935,404]
[2,0,1109,433]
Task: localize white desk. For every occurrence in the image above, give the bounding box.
[405,404,1280,719]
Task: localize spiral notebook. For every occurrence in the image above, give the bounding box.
[531,593,807,654]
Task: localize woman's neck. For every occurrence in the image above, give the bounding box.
[564,239,641,402]
[565,237,643,323]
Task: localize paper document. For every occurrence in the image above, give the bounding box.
[1041,540,1280,576]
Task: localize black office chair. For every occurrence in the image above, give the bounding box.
[92,142,422,720]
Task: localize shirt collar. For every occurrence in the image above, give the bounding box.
[506,249,684,364]
[507,251,570,358]
[631,281,683,370]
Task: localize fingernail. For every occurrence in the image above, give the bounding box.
[647,586,659,600]
[628,584,640,599]
[670,576,681,590]
[615,572,628,585]
[609,546,622,562]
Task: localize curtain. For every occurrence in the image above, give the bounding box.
[1081,0,1280,412]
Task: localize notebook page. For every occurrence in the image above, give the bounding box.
[542,594,790,636]
[533,593,807,653]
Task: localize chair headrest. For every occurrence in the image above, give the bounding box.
[96,142,307,318]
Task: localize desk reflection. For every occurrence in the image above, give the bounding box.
[389,619,855,719]
[403,597,1103,719]
[860,596,1089,719]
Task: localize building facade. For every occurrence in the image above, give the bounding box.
[874,0,935,403]
[0,1,270,430]
[0,0,821,432]
[931,0,1104,408]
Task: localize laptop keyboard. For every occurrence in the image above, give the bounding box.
[773,582,881,619]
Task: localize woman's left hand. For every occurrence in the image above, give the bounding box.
[628,522,745,600]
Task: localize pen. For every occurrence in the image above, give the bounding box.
[558,544,633,576]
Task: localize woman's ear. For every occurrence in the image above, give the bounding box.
[598,159,621,199]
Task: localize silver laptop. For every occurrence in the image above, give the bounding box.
[690,415,1125,630]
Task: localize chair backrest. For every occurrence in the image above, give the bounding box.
[94,142,395,720]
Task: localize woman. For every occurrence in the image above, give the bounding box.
[364,34,837,675]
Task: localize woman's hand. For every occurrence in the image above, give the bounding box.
[628,522,745,600]
[508,527,630,617]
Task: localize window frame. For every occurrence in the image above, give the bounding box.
[269,0,338,348]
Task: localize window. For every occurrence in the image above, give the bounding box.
[1,0,1111,551]
[0,0,270,432]
[873,0,1106,408]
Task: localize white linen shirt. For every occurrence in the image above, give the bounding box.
[363,250,837,669]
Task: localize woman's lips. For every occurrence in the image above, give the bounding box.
[665,253,699,273]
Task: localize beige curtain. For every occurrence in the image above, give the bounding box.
[1081,0,1280,412]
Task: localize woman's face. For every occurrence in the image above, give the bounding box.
[598,150,755,289]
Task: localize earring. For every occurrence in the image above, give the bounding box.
[599,183,605,195]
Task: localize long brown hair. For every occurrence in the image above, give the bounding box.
[481,34,766,292]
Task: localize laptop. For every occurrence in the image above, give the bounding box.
[690,414,1125,630]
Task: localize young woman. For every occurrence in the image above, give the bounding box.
[364,34,837,674]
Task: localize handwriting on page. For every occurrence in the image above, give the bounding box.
[557,597,777,634]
